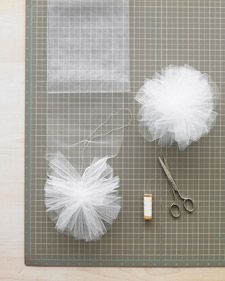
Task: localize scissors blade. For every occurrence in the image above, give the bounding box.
[158,157,177,188]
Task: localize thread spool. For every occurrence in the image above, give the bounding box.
[144,194,152,221]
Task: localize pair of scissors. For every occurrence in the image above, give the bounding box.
[158,156,194,218]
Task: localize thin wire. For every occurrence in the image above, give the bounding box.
[71,109,133,171]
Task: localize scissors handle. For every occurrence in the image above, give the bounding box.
[170,203,181,218]
[183,198,194,213]
[170,198,194,219]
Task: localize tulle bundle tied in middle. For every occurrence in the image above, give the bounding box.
[45,109,131,241]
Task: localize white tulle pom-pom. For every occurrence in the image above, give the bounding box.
[135,65,217,150]
[45,152,121,241]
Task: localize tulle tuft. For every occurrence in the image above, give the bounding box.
[135,65,217,150]
[45,152,121,241]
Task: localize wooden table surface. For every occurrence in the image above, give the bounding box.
[1,1,225,280]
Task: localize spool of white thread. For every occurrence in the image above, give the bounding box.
[144,194,152,221]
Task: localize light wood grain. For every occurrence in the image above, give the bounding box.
[0,0,225,280]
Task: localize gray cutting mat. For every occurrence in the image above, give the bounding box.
[25,0,225,266]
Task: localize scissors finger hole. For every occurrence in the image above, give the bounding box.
[183,198,194,213]
[170,203,181,218]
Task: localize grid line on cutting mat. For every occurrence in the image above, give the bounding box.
[25,0,225,266]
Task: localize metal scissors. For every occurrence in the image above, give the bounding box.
[158,156,194,218]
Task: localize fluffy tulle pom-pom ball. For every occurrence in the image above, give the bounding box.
[135,65,217,150]
[45,152,121,241]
